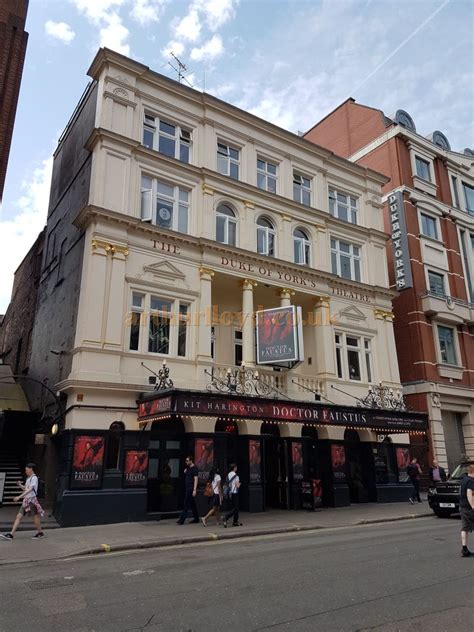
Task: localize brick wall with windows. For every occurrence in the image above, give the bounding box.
[0,0,28,201]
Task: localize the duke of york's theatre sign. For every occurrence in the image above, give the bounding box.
[388,192,413,290]
[138,392,428,432]
[219,256,372,303]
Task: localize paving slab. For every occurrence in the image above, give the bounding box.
[0,501,437,566]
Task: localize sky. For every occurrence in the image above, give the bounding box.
[0,0,473,313]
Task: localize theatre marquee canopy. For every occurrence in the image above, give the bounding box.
[137,390,428,433]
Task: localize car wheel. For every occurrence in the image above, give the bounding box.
[433,509,452,518]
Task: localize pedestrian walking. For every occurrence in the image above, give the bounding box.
[0,463,45,541]
[176,455,199,525]
[407,457,422,504]
[429,460,447,483]
[223,464,242,528]
[201,467,222,527]
[460,463,474,557]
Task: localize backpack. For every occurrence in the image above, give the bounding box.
[36,478,46,499]
[223,474,237,500]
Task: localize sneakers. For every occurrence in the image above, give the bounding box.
[222,518,227,528]
[461,547,472,557]
[32,532,45,539]
[409,498,415,505]
[232,522,243,527]
[176,520,184,525]
[0,533,13,541]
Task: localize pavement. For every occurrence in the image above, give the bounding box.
[0,500,435,566]
[1,518,471,632]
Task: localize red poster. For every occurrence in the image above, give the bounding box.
[71,435,105,489]
[291,441,304,481]
[256,306,300,364]
[194,439,214,482]
[123,450,149,487]
[331,444,346,481]
[396,447,410,483]
[249,439,261,483]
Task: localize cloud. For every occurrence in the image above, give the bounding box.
[72,0,130,55]
[190,34,223,61]
[161,40,185,58]
[193,0,239,31]
[173,8,201,42]
[44,20,76,44]
[0,158,53,313]
[99,13,130,55]
[130,0,168,25]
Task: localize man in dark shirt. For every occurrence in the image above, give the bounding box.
[407,457,422,504]
[177,456,199,525]
[459,464,474,557]
[429,460,447,483]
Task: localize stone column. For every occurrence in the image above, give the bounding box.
[197,267,214,361]
[241,279,257,366]
[278,288,294,307]
[312,296,334,379]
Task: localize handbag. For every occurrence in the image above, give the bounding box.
[203,481,213,497]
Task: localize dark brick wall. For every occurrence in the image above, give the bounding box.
[27,82,98,410]
[0,229,44,374]
[0,0,28,201]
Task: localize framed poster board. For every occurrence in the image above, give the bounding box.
[194,438,214,483]
[331,444,346,482]
[396,447,410,483]
[291,441,304,481]
[70,435,105,489]
[123,450,149,488]
[249,439,261,484]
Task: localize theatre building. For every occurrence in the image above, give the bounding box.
[24,49,427,526]
[305,100,474,476]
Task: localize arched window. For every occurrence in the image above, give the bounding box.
[293,228,311,265]
[256,216,275,256]
[216,204,237,246]
[106,421,125,470]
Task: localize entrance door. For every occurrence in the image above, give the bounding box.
[262,436,289,509]
[147,436,183,513]
[344,430,370,503]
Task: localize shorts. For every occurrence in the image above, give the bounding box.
[19,502,38,517]
[460,508,474,532]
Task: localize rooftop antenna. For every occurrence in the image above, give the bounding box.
[168,52,188,83]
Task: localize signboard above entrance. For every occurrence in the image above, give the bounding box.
[256,306,304,367]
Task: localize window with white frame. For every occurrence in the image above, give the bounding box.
[257,216,276,256]
[143,114,191,163]
[216,204,237,246]
[257,158,277,193]
[462,182,474,215]
[141,176,189,233]
[427,270,445,296]
[451,175,460,208]
[436,324,458,365]
[293,228,311,265]
[293,172,311,206]
[459,230,474,302]
[334,333,373,382]
[128,293,190,357]
[415,156,431,182]
[331,238,361,281]
[234,330,243,366]
[420,213,438,239]
[329,188,358,224]
[217,142,240,179]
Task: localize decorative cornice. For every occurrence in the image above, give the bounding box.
[241,278,258,290]
[199,267,215,279]
[278,288,296,298]
[374,309,394,321]
[202,184,214,195]
[91,239,129,258]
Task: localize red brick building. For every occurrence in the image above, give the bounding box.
[305,100,474,474]
[0,0,29,202]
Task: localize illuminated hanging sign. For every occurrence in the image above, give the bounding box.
[388,191,413,290]
[255,305,304,366]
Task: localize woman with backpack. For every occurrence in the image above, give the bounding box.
[0,463,45,541]
[223,463,242,528]
[201,467,223,527]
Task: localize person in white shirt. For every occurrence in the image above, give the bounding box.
[223,463,242,528]
[0,463,45,541]
[201,467,223,527]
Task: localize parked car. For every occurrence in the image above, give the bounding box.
[427,460,474,518]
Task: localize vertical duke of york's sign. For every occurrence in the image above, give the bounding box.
[388,191,413,290]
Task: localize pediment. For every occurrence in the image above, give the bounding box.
[143,261,186,281]
[337,305,367,321]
